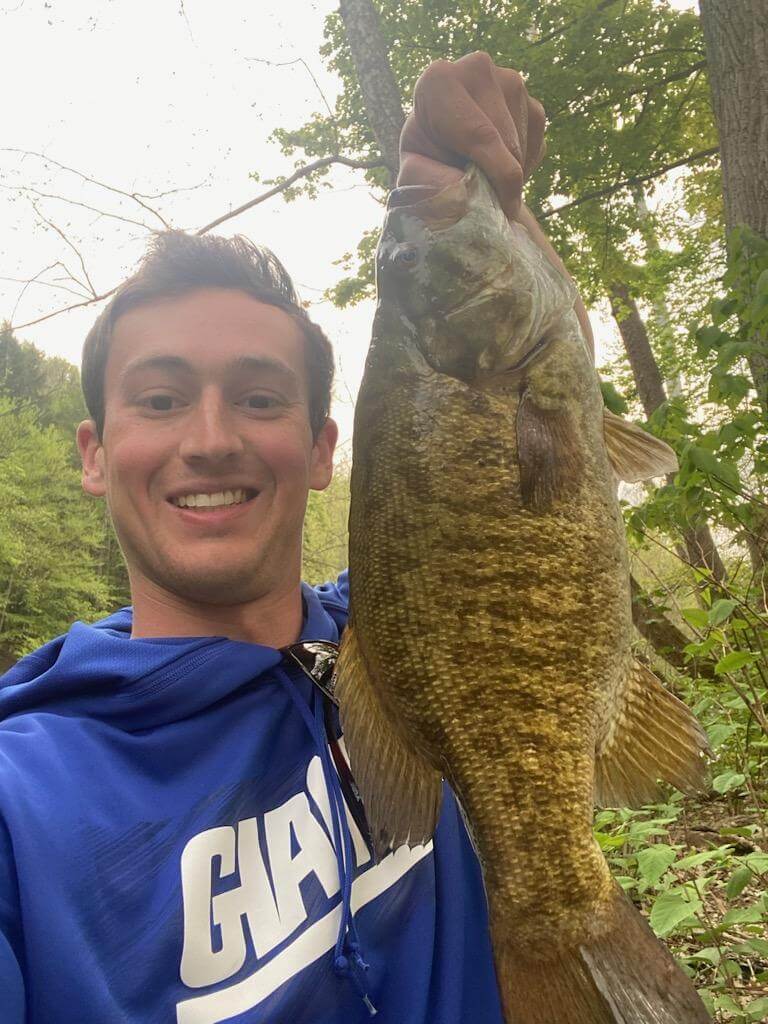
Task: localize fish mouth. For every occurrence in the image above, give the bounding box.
[386,175,471,229]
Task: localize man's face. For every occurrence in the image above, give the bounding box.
[78,288,337,607]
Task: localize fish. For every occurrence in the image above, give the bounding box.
[334,165,712,1024]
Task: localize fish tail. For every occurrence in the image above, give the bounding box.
[491,885,711,1024]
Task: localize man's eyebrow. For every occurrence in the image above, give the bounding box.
[119,355,194,382]
[230,355,300,386]
[119,354,300,385]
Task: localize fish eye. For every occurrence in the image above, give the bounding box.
[392,244,420,269]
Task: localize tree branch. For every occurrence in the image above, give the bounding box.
[0,148,172,228]
[550,61,708,123]
[540,147,719,219]
[194,154,385,235]
[9,153,385,330]
[28,200,97,298]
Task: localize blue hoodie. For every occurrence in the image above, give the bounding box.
[0,576,503,1023]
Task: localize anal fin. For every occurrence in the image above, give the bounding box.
[334,624,443,859]
[493,884,711,1023]
[596,660,711,807]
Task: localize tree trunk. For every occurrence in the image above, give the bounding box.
[700,0,768,417]
[607,281,667,414]
[338,0,405,185]
[607,281,728,585]
[699,0,768,597]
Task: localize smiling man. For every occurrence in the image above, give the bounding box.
[0,55,583,1023]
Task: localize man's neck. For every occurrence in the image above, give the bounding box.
[128,575,305,648]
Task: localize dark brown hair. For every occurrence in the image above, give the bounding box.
[81,231,334,438]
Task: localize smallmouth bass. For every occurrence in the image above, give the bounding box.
[335,167,711,1024]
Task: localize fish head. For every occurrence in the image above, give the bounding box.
[376,166,578,381]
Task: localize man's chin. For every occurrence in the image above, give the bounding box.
[148,561,278,609]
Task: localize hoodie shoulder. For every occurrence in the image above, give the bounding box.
[313,570,349,612]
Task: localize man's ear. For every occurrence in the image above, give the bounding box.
[77,419,107,497]
[309,417,339,492]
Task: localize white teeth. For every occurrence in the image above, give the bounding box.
[172,489,249,508]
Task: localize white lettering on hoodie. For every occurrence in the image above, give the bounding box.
[176,754,432,1023]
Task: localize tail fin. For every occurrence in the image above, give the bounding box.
[492,886,711,1024]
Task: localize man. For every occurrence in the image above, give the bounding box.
[0,56,588,1022]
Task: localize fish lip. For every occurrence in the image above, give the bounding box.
[387,185,444,209]
[387,175,471,228]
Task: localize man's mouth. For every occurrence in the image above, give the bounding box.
[169,488,259,509]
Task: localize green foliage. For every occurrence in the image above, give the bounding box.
[594,795,768,1020]
[0,329,129,662]
[302,457,351,585]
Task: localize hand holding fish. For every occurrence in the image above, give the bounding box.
[398,51,546,220]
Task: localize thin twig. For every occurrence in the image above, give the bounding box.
[540,147,719,219]
[0,275,92,301]
[12,287,118,331]
[246,56,338,130]
[28,200,97,297]
[0,183,156,231]
[195,154,384,235]
[1,148,171,228]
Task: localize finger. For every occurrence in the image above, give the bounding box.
[413,73,524,218]
[399,109,466,171]
[452,53,525,168]
[397,152,464,190]
[523,96,547,179]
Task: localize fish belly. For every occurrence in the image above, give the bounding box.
[349,367,628,948]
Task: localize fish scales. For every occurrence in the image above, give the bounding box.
[336,167,712,1023]
[350,339,623,940]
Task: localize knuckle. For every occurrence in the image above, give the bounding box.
[468,120,502,148]
[529,97,546,124]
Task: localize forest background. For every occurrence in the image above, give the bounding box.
[1,0,767,1018]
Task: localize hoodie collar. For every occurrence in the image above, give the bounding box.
[0,582,345,730]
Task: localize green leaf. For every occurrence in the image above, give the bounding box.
[726,865,753,900]
[600,380,629,415]
[636,844,677,885]
[715,650,758,674]
[649,891,702,937]
[681,607,709,630]
[738,938,768,958]
[708,599,737,626]
[674,847,729,870]
[684,946,721,965]
[746,998,768,1021]
[712,770,746,794]
[745,853,768,873]
[722,903,765,925]
[706,723,738,749]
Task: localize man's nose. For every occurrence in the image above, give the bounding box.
[178,393,245,463]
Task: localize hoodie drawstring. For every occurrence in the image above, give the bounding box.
[274,665,377,1016]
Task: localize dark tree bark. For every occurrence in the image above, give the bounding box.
[608,282,728,585]
[700,0,768,597]
[699,0,768,238]
[608,282,668,414]
[338,0,406,185]
[700,0,768,417]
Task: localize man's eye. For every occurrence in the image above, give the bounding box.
[242,394,279,410]
[141,394,179,411]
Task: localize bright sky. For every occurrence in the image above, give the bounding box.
[0,0,699,446]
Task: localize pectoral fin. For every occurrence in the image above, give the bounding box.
[603,409,678,482]
[517,389,583,511]
[595,660,711,807]
[334,624,443,859]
